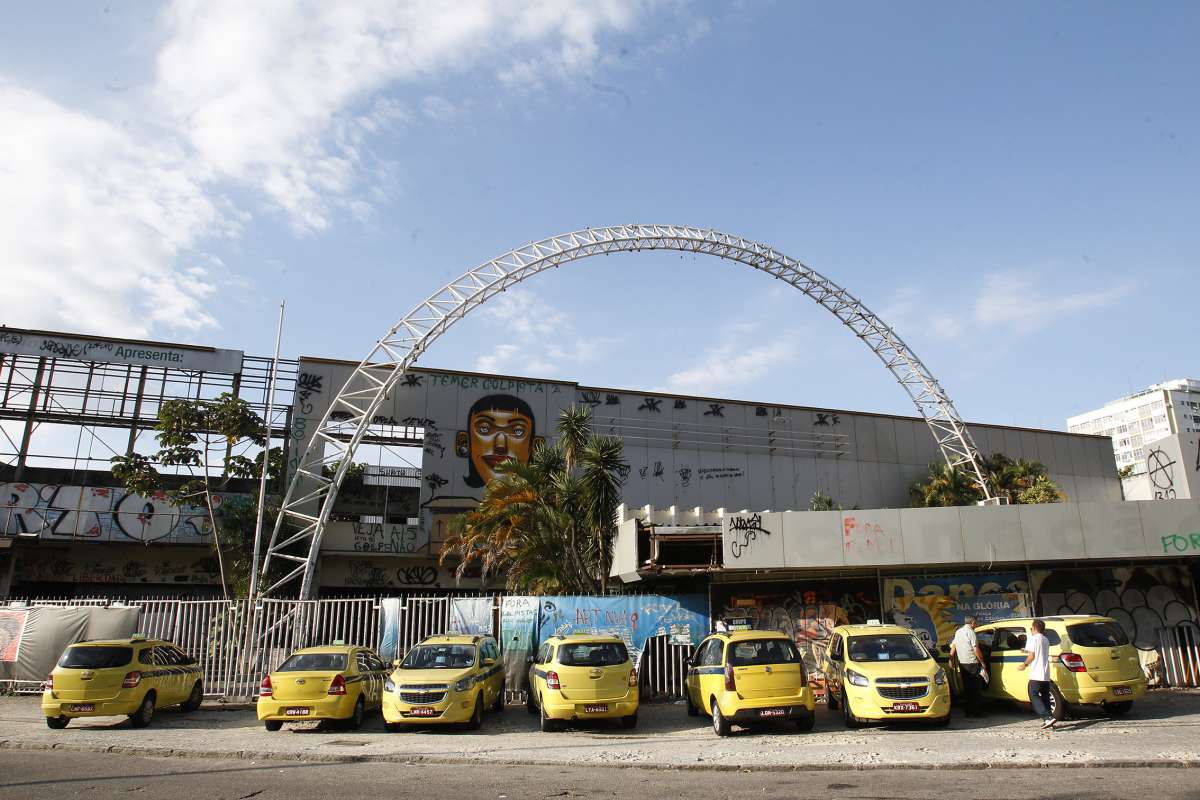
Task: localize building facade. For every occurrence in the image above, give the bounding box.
[1068,378,1200,476]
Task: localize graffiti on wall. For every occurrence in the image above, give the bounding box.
[0,483,246,544]
[15,548,221,585]
[0,610,28,662]
[1032,566,1197,653]
[714,580,880,693]
[883,573,1030,657]
[455,394,545,489]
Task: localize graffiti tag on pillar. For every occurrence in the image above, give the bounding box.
[728,513,770,559]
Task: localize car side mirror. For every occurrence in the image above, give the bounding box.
[482,657,496,667]
[392,659,401,668]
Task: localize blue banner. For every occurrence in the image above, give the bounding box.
[883,573,1030,658]
[536,594,709,666]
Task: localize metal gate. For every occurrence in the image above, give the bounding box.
[1159,622,1200,688]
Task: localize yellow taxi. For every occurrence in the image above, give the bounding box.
[685,630,816,736]
[382,634,505,731]
[258,644,388,730]
[42,637,203,729]
[975,615,1147,719]
[822,623,951,728]
[526,634,639,731]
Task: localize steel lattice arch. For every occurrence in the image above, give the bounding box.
[260,224,994,597]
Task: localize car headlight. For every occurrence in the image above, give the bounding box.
[846,669,869,687]
[454,677,473,692]
[385,678,395,693]
[934,667,946,686]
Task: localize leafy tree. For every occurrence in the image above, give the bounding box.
[808,490,856,511]
[908,462,981,507]
[1117,465,1135,479]
[908,453,1064,507]
[1016,475,1066,504]
[110,393,280,598]
[440,406,628,594]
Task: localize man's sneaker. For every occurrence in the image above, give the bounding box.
[1041,718,1057,730]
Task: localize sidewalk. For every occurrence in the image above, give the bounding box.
[3,690,1199,772]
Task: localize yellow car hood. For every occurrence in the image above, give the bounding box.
[388,667,472,686]
[847,659,941,681]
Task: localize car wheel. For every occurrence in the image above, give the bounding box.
[539,700,559,733]
[526,690,538,715]
[467,694,484,731]
[685,690,699,717]
[842,690,863,729]
[264,720,283,732]
[348,697,365,730]
[130,693,155,728]
[795,711,815,732]
[826,689,839,711]
[182,681,203,712]
[620,713,638,729]
[45,716,69,730]
[1048,684,1069,721]
[711,699,731,737]
[492,683,505,713]
[1103,701,1133,717]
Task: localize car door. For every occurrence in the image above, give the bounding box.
[354,650,376,708]
[687,639,716,708]
[152,646,183,705]
[988,626,1031,701]
[824,633,846,699]
[484,640,504,701]
[166,645,198,699]
[529,643,550,704]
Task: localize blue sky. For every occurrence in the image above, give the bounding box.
[1,1,1197,432]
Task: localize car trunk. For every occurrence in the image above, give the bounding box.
[53,667,127,702]
[557,665,631,702]
[270,672,338,702]
[733,662,804,700]
[1066,623,1143,684]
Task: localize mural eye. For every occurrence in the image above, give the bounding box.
[510,425,527,438]
[475,421,492,435]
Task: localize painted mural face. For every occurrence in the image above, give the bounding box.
[459,394,538,488]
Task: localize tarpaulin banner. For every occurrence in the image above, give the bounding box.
[378,598,402,663]
[499,596,539,691]
[883,573,1029,658]
[448,597,494,636]
[0,609,28,663]
[536,595,708,667]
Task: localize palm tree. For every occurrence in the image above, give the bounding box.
[440,406,628,594]
[908,462,981,507]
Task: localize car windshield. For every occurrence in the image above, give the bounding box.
[276,653,347,672]
[58,646,132,669]
[848,634,930,663]
[557,642,629,667]
[1068,621,1129,647]
[729,638,801,667]
[400,644,475,670]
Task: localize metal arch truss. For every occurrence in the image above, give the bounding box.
[260,224,994,598]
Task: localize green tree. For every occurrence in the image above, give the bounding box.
[110,393,280,598]
[908,454,1063,507]
[439,406,628,594]
[1016,474,1066,504]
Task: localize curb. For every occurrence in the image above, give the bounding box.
[1,739,1198,773]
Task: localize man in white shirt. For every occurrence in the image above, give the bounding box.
[949,615,986,717]
[1019,618,1056,729]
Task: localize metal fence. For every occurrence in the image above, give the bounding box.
[1158,622,1200,688]
[2,595,692,702]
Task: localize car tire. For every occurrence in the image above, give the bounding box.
[182,681,203,712]
[348,697,365,730]
[826,689,839,711]
[539,700,559,733]
[1048,683,1069,721]
[526,690,538,715]
[129,693,155,728]
[795,711,815,732]
[685,691,699,717]
[842,690,863,730]
[45,716,69,730]
[711,699,731,737]
[467,694,484,731]
[264,720,283,732]
[1103,700,1133,717]
[492,683,505,713]
[620,713,638,730]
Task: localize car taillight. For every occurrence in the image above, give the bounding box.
[628,669,638,687]
[328,674,347,695]
[1060,653,1087,673]
[122,671,142,688]
[46,674,54,692]
[545,671,560,690]
[260,675,273,697]
[724,665,736,692]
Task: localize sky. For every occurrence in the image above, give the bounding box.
[1,1,1197,433]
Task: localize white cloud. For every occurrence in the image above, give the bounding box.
[662,333,798,396]
[473,288,616,376]
[0,82,226,337]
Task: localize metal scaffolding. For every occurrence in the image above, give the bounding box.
[261,224,994,598]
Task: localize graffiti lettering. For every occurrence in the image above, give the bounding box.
[638,398,662,413]
[329,411,353,422]
[699,467,744,481]
[396,565,438,586]
[580,391,602,407]
[371,415,398,425]
[401,374,424,388]
[425,473,448,492]
[678,467,692,487]
[351,521,426,554]
[814,412,841,426]
[296,372,323,405]
[703,403,725,418]
[674,399,687,410]
[1162,532,1200,554]
[606,393,620,405]
[755,406,768,417]
[1148,448,1178,500]
[728,513,770,559]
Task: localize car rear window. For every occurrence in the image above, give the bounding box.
[276,653,348,672]
[848,634,931,663]
[1067,621,1129,648]
[58,646,132,669]
[400,644,476,669]
[557,642,629,667]
[729,638,802,667]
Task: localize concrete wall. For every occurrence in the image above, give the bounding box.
[720,499,1200,570]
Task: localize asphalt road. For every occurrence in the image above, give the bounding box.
[3,750,1200,800]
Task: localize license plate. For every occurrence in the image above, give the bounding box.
[891,702,921,713]
[758,708,786,718]
[408,706,437,717]
[284,707,309,716]
[583,704,609,713]
[1112,686,1133,696]
[71,704,95,712]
